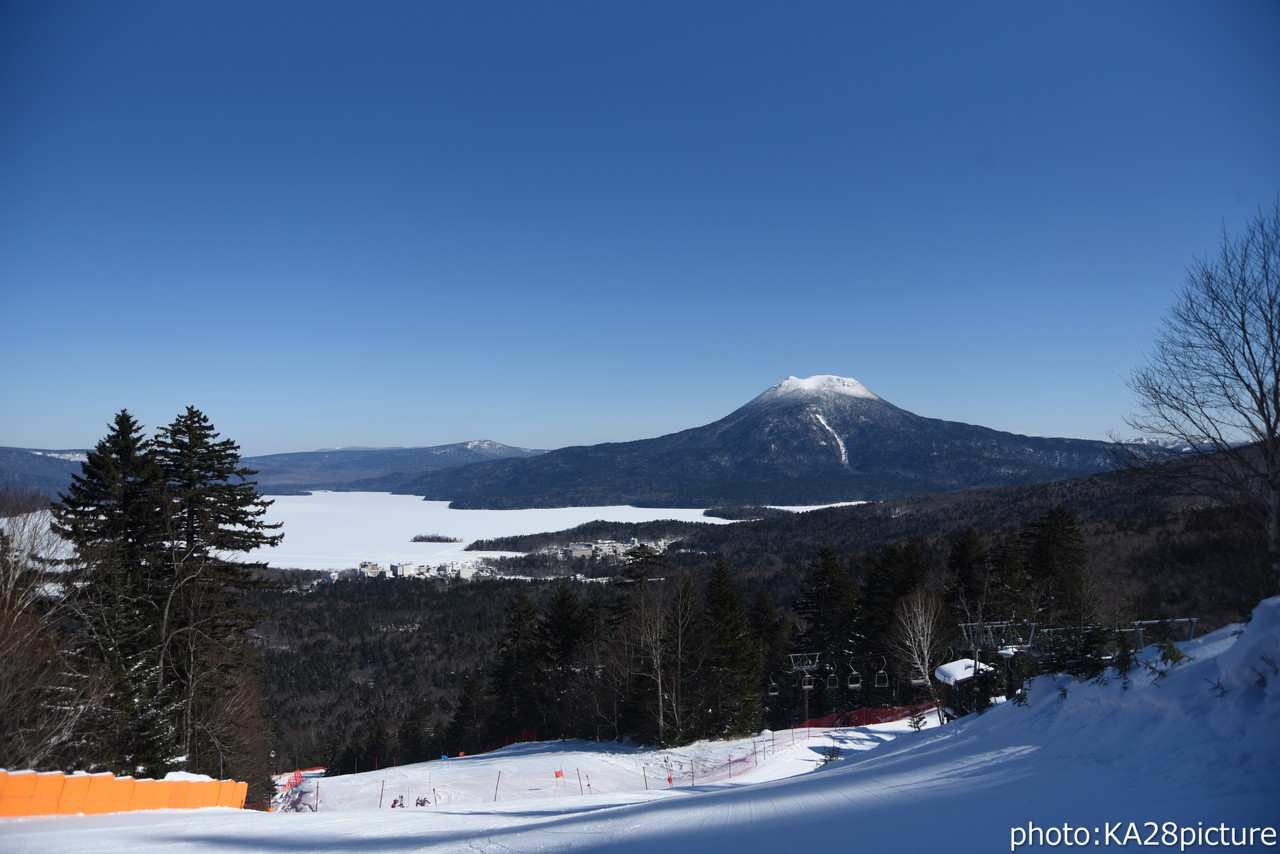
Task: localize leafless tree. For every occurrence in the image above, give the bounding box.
[0,487,106,769]
[888,586,948,714]
[1121,202,1280,586]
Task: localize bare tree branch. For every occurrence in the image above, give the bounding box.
[1121,202,1280,585]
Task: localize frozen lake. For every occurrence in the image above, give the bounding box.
[244,492,737,571]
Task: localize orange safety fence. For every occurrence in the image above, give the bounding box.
[0,769,247,817]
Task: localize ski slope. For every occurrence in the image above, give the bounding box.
[4,597,1278,853]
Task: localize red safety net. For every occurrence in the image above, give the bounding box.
[794,702,937,730]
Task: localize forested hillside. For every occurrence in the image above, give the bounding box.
[478,466,1266,626]
[254,463,1270,776]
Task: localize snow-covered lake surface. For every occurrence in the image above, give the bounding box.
[244,492,745,571]
[4,596,1278,853]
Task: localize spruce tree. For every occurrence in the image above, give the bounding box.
[539,582,586,739]
[792,549,862,717]
[747,590,793,730]
[702,559,761,738]
[862,540,931,650]
[1024,505,1093,627]
[1024,506,1105,676]
[152,406,283,777]
[487,590,546,743]
[52,407,283,778]
[946,528,991,625]
[610,545,671,744]
[443,676,487,756]
[52,410,173,774]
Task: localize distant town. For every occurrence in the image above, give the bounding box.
[349,536,672,582]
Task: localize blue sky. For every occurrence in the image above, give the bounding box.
[2,1,1277,456]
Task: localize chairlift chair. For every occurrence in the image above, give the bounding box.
[909,669,928,688]
[827,673,839,690]
[847,669,862,690]
[801,674,815,691]
[874,668,889,689]
[767,680,779,697]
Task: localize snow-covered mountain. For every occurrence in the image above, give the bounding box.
[370,375,1121,508]
[6,596,1276,853]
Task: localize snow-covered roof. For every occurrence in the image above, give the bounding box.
[934,658,994,686]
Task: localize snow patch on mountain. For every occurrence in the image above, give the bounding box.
[809,409,849,466]
[759,375,881,403]
[30,451,88,463]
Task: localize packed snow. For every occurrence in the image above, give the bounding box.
[5,597,1277,853]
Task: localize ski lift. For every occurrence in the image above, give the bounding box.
[767,680,779,697]
[909,668,928,688]
[801,674,815,691]
[827,673,839,690]
[874,658,889,688]
[847,669,862,690]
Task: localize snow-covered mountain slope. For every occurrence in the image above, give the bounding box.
[6,597,1276,853]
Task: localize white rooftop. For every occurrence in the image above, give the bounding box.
[934,658,995,686]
